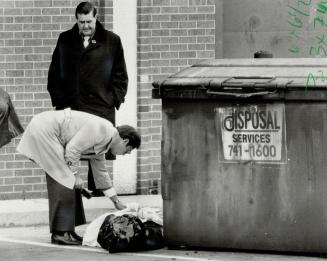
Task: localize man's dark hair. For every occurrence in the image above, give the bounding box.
[75,1,97,19]
[117,125,141,149]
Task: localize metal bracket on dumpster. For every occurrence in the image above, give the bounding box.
[206,89,277,98]
[153,79,209,98]
[152,80,167,98]
[206,77,290,98]
[209,76,277,88]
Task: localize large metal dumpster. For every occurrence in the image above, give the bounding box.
[152,58,327,254]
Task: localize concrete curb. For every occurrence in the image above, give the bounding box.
[0,195,162,227]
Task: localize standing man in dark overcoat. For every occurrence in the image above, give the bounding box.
[46,1,128,245]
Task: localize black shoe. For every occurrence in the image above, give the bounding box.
[70,231,83,243]
[51,232,81,245]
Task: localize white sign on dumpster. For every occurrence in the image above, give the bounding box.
[217,103,286,163]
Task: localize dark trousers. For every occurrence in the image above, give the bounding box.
[46,174,86,233]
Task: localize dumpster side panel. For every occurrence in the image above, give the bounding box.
[162,99,327,253]
[162,101,224,246]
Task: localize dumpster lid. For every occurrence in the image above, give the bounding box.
[154,58,327,88]
[153,58,327,99]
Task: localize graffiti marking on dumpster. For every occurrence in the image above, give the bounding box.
[304,1,327,88]
[287,0,312,55]
[305,69,327,90]
[217,104,286,163]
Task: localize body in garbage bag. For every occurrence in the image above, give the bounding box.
[97,213,164,253]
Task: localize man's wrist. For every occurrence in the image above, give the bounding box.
[103,187,117,198]
[112,197,120,204]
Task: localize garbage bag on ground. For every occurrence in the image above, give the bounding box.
[83,203,165,252]
[97,214,145,253]
[143,221,165,250]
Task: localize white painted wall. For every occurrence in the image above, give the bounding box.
[112,0,137,194]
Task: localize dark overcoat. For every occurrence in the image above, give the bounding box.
[47,20,128,124]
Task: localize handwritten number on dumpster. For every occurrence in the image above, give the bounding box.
[287,0,312,54]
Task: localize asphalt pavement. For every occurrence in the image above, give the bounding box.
[0,195,326,261]
[0,225,325,261]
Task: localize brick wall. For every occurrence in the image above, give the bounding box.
[136,0,215,194]
[0,0,216,199]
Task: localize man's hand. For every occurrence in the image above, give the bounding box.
[108,193,127,210]
[74,174,84,190]
[114,200,127,210]
[111,195,127,210]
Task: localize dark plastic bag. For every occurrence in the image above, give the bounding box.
[143,221,165,250]
[97,214,145,253]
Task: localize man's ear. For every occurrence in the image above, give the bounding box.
[123,138,129,145]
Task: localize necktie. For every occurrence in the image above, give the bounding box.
[83,36,90,48]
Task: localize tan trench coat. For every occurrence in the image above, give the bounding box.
[17,108,116,189]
